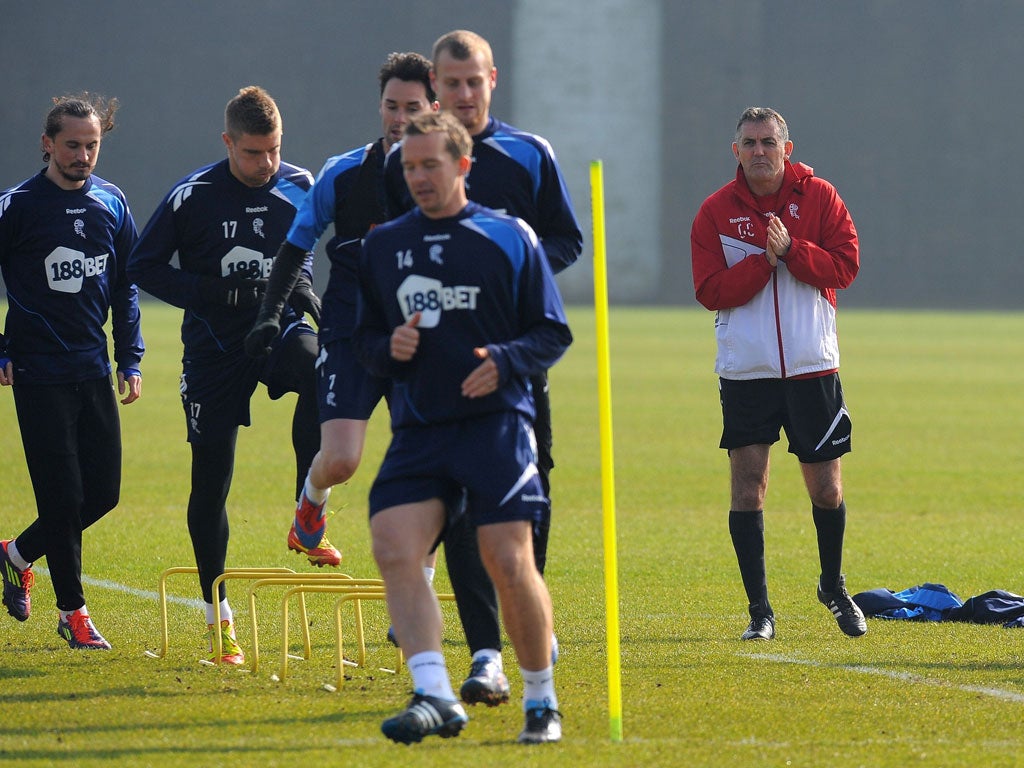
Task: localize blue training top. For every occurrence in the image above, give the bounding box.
[0,170,144,384]
[128,158,313,361]
[285,138,388,342]
[384,116,582,275]
[353,201,572,429]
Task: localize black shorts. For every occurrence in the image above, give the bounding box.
[180,323,317,443]
[719,373,852,463]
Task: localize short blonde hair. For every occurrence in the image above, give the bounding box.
[404,111,472,161]
[432,29,494,69]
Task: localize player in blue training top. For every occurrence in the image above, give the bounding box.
[246,52,437,575]
[128,86,323,666]
[354,111,571,746]
[0,93,144,651]
[383,28,582,709]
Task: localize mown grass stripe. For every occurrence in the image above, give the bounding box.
[742,652,1024,704]
[34,565,204,609]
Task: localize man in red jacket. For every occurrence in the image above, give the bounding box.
[690,106,866,642]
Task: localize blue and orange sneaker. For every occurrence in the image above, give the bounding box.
[287,524,342,567]
[57,610,112,650]
[292,491,327,549]
[1,539,33,622]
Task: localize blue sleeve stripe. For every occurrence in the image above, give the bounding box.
[462,215,528,273]
[286,149,366,250]
[86,186,128,230]
[271,177,308,208]
[487,134,543,199]
[313,147,366,184]
[461,214,531,305]
[287,179,332,250]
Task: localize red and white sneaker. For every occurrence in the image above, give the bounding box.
[287,524,342,568]
[57,610,112,650]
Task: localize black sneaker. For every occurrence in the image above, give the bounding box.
[381,693,468,744]
[817,574,867,637]
[460,657,511,707]
[518,705,562,744]
[1,539,33,622]
[740,614,775,641]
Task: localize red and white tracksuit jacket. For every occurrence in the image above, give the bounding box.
[690,160,859,380]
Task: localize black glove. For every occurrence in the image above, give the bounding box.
[288,274,322,325]
[245,241,307,358]
[197,274,268,308]
[244,314,280,358]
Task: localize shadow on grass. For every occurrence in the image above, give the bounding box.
[0,742,371,763]
[0,665,44,680]
[0,733,520,763]
[0,685,187,705]
[0,708,372,738]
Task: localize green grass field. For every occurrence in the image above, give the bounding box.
[1,304,1023,767]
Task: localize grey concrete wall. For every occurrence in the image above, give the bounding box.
[3,1,1024,309]
[0,0,516,295]
[661,0,1024,309]
[512,0,661,303]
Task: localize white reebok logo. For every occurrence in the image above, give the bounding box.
[814,406,851,452]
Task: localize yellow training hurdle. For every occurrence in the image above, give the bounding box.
[274,583,456,690]
[327,589,457,690]
[246,574,385,673]
[155,565,456,691]
[154,566,297,660]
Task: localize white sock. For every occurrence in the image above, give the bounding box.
[520,665,557,711]
[60,605,87,621]
[7,540,31,571]
[303,475,330,506]
[205,600,233,625]
[423,566,435,584]
[472,648,503,670]
[407,651,456,700]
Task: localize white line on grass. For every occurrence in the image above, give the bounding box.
[34,566,204,609]
[741,651,1024,704]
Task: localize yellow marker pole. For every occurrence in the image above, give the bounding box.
[590,159,623,742]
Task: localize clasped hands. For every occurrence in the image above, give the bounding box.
[765,214,791,268]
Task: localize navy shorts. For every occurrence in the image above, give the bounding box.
[718,373,852,463]
[180,322,317,443]
[369,411,548,527]
[315,337,389,423]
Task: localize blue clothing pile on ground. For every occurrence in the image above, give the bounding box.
[852,583,1024,628]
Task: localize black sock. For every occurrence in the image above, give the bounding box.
[813,501,847,592]
[729,510,771,618]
